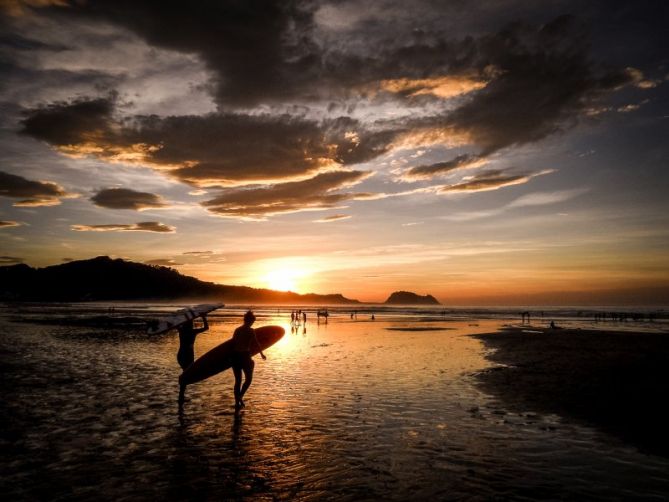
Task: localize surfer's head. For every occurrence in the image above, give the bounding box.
[243,310,256,325]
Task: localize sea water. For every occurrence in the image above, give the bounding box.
[1,303,668,500]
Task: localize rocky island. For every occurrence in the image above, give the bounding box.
[384,291,441,305]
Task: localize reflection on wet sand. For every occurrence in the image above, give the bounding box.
[2,305,669,499]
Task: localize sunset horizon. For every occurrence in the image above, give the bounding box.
[1,1,667,309]
[2,2,669,500]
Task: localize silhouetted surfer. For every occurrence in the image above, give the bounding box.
[176,313,209,370]
[232,310,266,410]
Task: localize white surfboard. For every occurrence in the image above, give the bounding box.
[146,303,224,335]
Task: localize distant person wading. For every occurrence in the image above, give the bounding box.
[176,313,209,370]
[232,311,266,410]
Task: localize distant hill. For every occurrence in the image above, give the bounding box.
[0,256,360,304]
[384,291,440,305]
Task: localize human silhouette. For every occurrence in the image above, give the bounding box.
[231,310,266,410]
[176,313,209,370]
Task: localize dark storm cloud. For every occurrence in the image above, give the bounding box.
[439,16,634,154]
[71,221,175,233]
[0,220,20,228]
[90,188,167,210]
[0,170,76,206]
[8,4,655,216]
[20,97,115,146]
[31,0,319,108]
[0,62,121,109]
[21,98,394,186]
[201,170,373,219]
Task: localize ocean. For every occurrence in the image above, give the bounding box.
[2,303,668,500]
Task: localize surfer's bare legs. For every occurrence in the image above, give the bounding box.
[239,359,255,404]
[233,365,243,408]
[232,358,254,408]
[178,384,186,408]
[177,346,194,370]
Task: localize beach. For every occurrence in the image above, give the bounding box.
[2,304,669,500]
[473,326,669,457]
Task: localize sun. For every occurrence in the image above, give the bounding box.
[265,269,299,292]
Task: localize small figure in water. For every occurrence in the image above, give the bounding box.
[176,313,209,370]
[232,310,266,410]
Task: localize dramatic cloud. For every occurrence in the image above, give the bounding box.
[378,75,489,99]
[19,97,115,147]
[90,188,167,210]
[440,169,553,193]
[0,220,21,228]
[71,221,175,233]
[14,11,640,214]
[0,170,76,206]
[201,170,373,219]
[437,16,633,155]
[313,214,351,223]
[21,100,394,187]
[0,256,23,264]
[5,4,656,223]
[405,154,487,180]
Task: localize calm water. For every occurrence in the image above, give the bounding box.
[1,304,668,500]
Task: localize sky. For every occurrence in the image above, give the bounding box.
[0,0,668,305]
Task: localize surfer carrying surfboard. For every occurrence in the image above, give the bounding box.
[231,310,266,409]
[176,312,209,370]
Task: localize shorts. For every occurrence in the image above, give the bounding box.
[231,351,252,370]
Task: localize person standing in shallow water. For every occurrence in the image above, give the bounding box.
[232,310,266,410]
[176,314,209,370]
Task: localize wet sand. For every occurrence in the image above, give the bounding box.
[474,327,669,457]
[2,305,669,500]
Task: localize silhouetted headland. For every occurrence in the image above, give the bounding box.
[384,291,441,305]
[0,256,360,304]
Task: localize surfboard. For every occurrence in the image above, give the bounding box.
[146,303,224,335]
[179,325,284,386]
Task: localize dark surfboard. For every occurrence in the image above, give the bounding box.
[179,325,284,386]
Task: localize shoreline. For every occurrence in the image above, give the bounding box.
[472,326,669,457]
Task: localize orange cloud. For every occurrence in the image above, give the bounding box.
[71,221,175,233]
[379,74,488,99]
[313,214,351,223]
[202,170,373,220]
[0,220,21,229]
[0,170,77,207]
[439,169,554,193]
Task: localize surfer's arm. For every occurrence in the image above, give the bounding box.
[253,331,267,360]
[194,315,209,334]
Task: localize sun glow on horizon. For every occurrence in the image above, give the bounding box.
[263,268,303,292]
